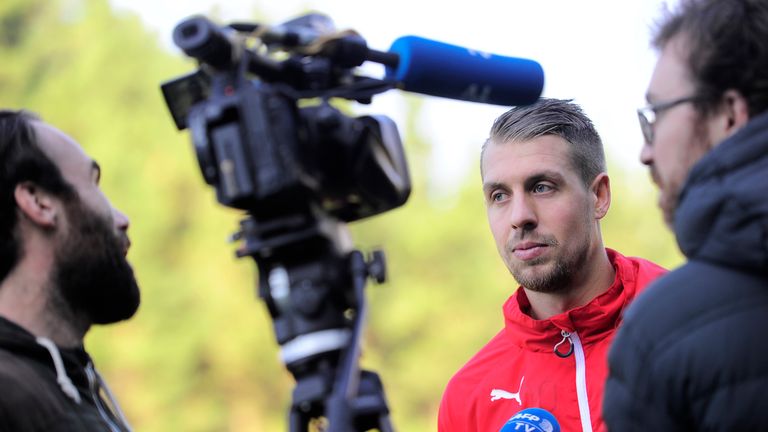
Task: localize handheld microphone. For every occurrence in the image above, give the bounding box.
[385,36,544,106]
[499,407,560,432]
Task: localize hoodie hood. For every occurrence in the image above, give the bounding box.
[0,316,133,431]
[674,111,768,271]
[0,316,92,399]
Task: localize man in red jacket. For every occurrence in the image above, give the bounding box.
[438,98,666,432]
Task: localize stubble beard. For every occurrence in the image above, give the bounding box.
[507,230,591,295]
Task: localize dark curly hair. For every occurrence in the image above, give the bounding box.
[653,0,768,117]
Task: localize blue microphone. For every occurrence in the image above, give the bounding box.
[385,35,544,106]
[499,407,560,432]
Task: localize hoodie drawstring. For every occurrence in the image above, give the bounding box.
[35,336,82,404]
[554,330,574,358]
[90,363,133,431]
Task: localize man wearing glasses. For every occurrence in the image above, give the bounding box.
[604,0,768,430]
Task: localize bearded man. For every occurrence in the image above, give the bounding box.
[604,1,768,430]
[0,109,139,431]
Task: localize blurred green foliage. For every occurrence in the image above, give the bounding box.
[0,0,682,430]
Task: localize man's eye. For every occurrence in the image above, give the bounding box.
[532,183,553,193]
[491,191,508,202]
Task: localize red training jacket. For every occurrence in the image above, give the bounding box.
[438,249,666,432]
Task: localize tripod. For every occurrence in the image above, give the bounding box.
[236,213,395,432]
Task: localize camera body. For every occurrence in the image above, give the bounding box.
[162,15,411,223]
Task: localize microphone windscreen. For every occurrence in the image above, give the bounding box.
[386,35,544,106]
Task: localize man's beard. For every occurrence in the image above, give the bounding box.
[507,231,591,294]
[660,114,716,228]
[49,198,140,326]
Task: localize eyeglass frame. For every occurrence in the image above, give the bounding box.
[637,95,701,144]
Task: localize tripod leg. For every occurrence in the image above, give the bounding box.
[377,415,395,432]
[289,406,309,432]
[351,370,395,432]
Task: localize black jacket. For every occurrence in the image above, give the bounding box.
[0,316,132,432]
[604,112,768,430]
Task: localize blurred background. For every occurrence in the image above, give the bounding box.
[0,0,682,430]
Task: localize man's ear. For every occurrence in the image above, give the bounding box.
[590,173,611,220]
[14,182,59,228]
[715,89,750,143]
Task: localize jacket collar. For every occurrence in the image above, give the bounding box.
[502,249,637,352]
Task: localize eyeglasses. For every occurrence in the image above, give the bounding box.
[637,95,700,144]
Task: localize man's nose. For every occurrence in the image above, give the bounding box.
[112,206,130,233]
[639,142,654,166]
[509,194,537,231]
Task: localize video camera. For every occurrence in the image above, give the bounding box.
[161,13,411,221]
[161,12,543,432]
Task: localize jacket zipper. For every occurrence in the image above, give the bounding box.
[569,331,593,432]
[85,363,121,432]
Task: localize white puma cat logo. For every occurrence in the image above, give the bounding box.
[490,376,525,405]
